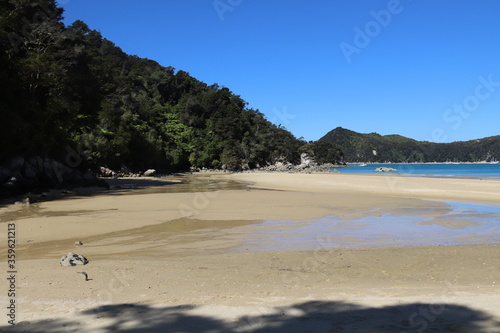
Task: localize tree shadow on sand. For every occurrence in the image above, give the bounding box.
[0,175,243,211]
[5,301,499,332]
[0,175,247,206]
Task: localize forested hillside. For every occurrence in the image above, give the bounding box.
[320,127,500,163]
[1,0,344,173]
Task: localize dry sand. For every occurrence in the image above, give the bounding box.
[0,172,499,332]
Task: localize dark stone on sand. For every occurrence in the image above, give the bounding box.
[60,253,88,266]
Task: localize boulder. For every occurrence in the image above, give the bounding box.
[375,167,398,172]
[6,156,24,173]
[143,169,156,177]
[42,158,54,179]
[23,159,38,180]
[14,197,31,205]
[99,166,115,178]
[0,166,11,184]
[0,156,108,199]
[60,253,88,266]
[82,170,96,183]
[300,153,314,167]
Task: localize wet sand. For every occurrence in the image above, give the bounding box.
[0,172,499,332]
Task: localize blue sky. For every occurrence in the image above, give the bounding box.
[60,0,500,143]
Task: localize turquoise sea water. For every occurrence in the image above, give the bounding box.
[334,163,500,178]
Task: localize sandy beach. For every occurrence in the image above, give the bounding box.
[0,172,499,332]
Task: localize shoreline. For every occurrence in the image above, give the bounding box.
[2,172,499,253]
[345,161,500,164]
[2,162,499,208]
[243,169,500,181]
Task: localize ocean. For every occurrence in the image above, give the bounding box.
[334,163,500,178]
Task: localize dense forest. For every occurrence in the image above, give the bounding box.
[321,127,500,163]
[0,0,344,175]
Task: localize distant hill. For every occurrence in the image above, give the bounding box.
[319,127,500,163]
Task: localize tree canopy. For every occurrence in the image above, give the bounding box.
[1,1,344,171]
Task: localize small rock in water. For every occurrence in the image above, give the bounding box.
[375,167,398,172]
[60,253,88,266]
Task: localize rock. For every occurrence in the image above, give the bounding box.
[0,157,108,199]
[266,165,277,171]
[9,176,21,184]
[298,153,318,169]
[14,197,31,205]
[82,170,96,183]
[119,165,133,176]
[51,160,69,181]
[74,241,83,246]
[70,170,83,184]
[375,167,398,172]
[24,159,39,180]
[263,161,293,172]
[6,156,24,173]
[42,158,55,180]
[143,169,156,177]
[300,153,315,167]
[60,253,88,266]
[0,166,11,184]
[222,162,241,171]
[99,166,116,178]
[296,163,308,170]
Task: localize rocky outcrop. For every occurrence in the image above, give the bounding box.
[0,156,108,199]
[97,165,166,178]
[261,161,294,172]
[258,161,345,173]
[99,166,116,178]
[60,253,88,266]
[299,153,316,168]
[375,167,398,172]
